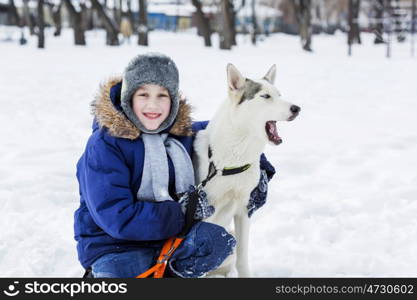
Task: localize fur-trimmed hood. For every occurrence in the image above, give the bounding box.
[91,76,193,140]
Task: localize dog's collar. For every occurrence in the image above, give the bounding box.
[208,146,251,176]
[198,146,251,188]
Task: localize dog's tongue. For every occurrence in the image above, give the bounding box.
[266,121,282,145]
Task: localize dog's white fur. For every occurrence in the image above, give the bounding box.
[193,64,299,277]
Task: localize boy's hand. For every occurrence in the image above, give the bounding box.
[178,186,215,220]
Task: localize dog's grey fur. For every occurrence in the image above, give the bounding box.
[238,79,262,105]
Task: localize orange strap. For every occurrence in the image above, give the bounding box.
[136,237,184,278]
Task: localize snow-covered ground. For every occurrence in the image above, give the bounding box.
[1,28,416,277]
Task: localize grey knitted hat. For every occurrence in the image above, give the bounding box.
[120,53,180,134]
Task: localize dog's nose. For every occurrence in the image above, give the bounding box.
[290,105,300,114]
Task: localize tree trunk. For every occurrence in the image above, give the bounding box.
[348,0,361,45]
[53,2,63,36]
[23,0,36,35]
[138,0,148,46]
[37,0,45,48]
[228,0,237,46]
[63,0,86,45]
[84,3,95,30]
[373,0,384,44]
[393,0,405,42]
[113,0,122,27]
[251,0,257,45]
[46,1,63,36]
[127,0,136,33]
[13,0,26,45]
[8,0,21,26]
[219,0,233,50]
[412,0,416,56]
[191,0,212,47]
[91,0,120,45]
[293,0,313,51]
[80,2,91,31]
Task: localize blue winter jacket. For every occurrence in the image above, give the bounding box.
[74,77,275,269]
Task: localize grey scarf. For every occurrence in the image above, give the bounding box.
[137,133,195,202]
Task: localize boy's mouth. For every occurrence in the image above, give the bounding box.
[143,113,162,120]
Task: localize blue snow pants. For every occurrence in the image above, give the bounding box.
[91,222,236,278]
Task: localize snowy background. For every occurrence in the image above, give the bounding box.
[1,28,416,277]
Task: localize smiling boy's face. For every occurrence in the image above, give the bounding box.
[132,84,171,131]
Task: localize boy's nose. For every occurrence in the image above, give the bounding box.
[145,98,158,108]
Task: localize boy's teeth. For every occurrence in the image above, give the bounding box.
[145,113,160,117]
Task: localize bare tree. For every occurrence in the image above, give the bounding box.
[293,0,313,51]
[8,0,21,26]
[412,0,416,56]
[373,0,385,44]
[126,0,136,33]
[228,0,237,45]
[191,0,212,47]
[348,0,361,45]
[63,0,86,45]
[46,0,63,36]
[9,0,26,44]
[251,0,257,45]
[37,0,45,48]
[80,1,93,31]
[219,0,234,50]
[113,0,122,27]
[22,0,36,35]
[138,0,148,46]
[91,0,120,45]
[392,0,405,42]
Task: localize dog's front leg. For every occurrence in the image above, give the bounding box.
[234,212,251,277]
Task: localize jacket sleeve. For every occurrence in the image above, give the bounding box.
[80,136,184,241]
[192,120,209,134]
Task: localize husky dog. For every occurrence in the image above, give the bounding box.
[193,64,300,277]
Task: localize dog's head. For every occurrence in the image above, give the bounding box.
[226,63,300,145]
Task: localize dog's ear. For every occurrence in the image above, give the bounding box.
[227,63,245,91]
[263,64,276,84]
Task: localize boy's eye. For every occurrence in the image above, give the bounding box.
[159,94,169,98]
[137,93,148,97]
[260,94,271,99]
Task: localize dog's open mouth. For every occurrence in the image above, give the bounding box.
[265,121,282,145]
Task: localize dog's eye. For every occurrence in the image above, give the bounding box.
[260,94,271,99]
